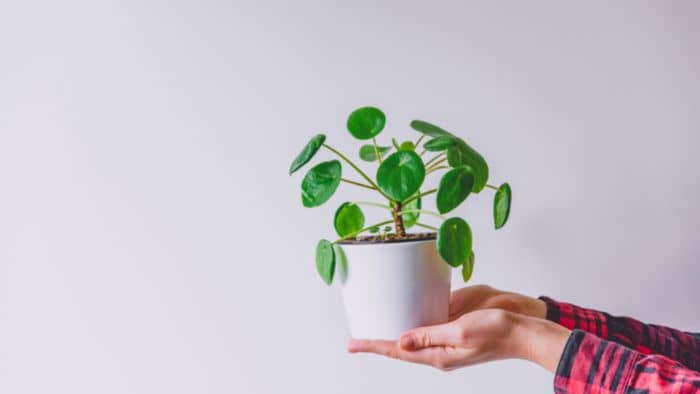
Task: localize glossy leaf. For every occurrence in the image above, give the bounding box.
[376,151,426,201]
[334,202,365,237]
[493,183,512,229]
[399,141,415,151]
[446,139,489,193]
[392,138,401,150]
[347,107,386,140]
[437,217,472,267]
[436,166,475,214]
[424,136,456,152]
[369,226,380,234]
[410,120,454,137]
[401,195,421,228]
[301,160,342,207]
[315,239,335,285]
[383,226,392,232]
[289,134,326,175]
[334,244,348,283]
[461,251,475,282]
[359,144,392,162]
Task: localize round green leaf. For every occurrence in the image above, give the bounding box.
[436,166,475,214]
[424,136,456,152]
[461,251,475,282]
[289,134,326,175]
[494,182,512,229]
[359,144,392,162]
[376,151,426,201]
[316,239,335,285]
[401,195,421,228]
[334,202,365,237]
[368,226,380,234]
[301,160,342,207]
[446,139,489,193]
[410,120,454,137]
[437,217,472,267]
[399,141,415,151]
[347,107,386,140]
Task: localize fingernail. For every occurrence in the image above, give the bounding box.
[399,334,415,350]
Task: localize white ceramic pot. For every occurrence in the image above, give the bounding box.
[337,238,452,340]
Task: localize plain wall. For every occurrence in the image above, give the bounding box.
[1,1,699,393]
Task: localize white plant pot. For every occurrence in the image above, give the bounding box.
[337,238,452,340]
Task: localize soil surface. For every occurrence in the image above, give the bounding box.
[337,232,437,245]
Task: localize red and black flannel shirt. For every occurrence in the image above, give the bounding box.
[541,297,700,393]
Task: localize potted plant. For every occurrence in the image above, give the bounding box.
[289,106,512,339]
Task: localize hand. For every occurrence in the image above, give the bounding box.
[447,285,547,321]
[348,309,569,372]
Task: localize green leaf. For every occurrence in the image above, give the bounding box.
[289,134,326,175]
[383,226,392,232]
[401,195,421,228]
[376,151,426,201]
[347,106,386,140]
[334,202,365,237]
[410,120,454,137]
[437,217,472,267]
[493,183,512,229]
[436,166,475,214]
[424,136,456,152]
[368,226,380,234]
[334,244,348,283]
[301,160,342,207]
[359,144,392,162]
[392,138,401,150]
[399,141,415,151]
[446,139,489,193]
[315,239,335,285]
[461,251,475,282]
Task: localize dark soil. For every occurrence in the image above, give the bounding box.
[337,232,437,245]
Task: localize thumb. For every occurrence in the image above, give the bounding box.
[399,320,463,350]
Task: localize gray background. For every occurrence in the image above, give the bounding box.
[1,1,699,393]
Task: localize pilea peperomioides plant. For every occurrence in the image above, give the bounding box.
[289,106,512,285]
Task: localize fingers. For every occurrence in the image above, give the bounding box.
[399,320,463,350]
[347,338,465,370]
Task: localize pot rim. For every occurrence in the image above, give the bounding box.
[337,233,437,246]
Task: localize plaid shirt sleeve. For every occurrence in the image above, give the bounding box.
[540,296,700,371]
[555,330,700,393]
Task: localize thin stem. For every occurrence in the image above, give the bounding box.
[425,152,446,167]
[485,184,499,191]
[372,138,383,163]
[333,219,395,243]
[355,201,391,210]
[419,149,427,156]
[398,209,445,219]
[415,134,425,147]
[426,165,448,175]
[415,222,439,231]
[341,178,375,190]
[426,157,448,171]
[322,144,392,201]
[403,188,437,205]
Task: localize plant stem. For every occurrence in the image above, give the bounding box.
[372,138,383,163]
[355,201,391,209]
[398,209,445,219]
[322,144,392,201]
[426,165,448,175]
[341,178,375,190]
[425,152,446,167]
[415,222,439,231]
[333,219,395,243]
[426,157,448,171]
[403,188,437,205]
[419,149,427,156]
[485,184,499,191]
[415,134,425,147]
[392,201,406,238]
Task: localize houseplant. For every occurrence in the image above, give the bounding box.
[289,106,512,339]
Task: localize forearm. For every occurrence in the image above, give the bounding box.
[509,314,571,373]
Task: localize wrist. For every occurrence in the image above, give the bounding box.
[510,315,571,372]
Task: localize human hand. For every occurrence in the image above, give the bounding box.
[447,285,546,321]
[348,309,569,372]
